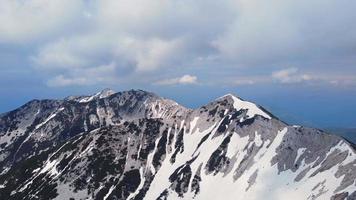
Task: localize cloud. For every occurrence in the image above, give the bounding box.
[25,0,235,86]
[0,0,355,89]
[213,0,356,66]
[234,79,256,86]
[47,75,89,87]
[0,0,85,43]
[46,62,118,87]
[32,34,185,83]
[32,38,90,69]
[32,33,117,71]
[272,68,312,84]
[229,69,356,87]
[322,75,356,87]
[28,0,232,72]
[114,37,185,72]
[154,74,198,85]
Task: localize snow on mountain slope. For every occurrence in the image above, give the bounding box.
[0,89,355,200]
[218,94,271,120]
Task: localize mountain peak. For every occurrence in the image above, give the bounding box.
[218,93,240,99]
[0,89,355,199]
[216,93,272,120]
[98,88,116,98]
[75,88,116,103]
[64,88,116,102]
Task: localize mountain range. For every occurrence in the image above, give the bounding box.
[0,89,355,200]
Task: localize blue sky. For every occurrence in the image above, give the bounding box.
[1,0,356,128]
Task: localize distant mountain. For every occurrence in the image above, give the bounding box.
[0,89,355,200]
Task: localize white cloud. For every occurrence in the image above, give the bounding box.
[0,0,84,43]
[47,75,89,87]
[114,37,185,72]
[46,62,118,87]
[234,79,256,86]
[232,76,270,86]
[179,75,198,84]
[32,34,185,83]
[32,33,119,70]
[229,70,356,87]
[26,0,234,86]
[1,0,356,88]
[322,75,356,87]
[213,0,301,65]
[32,39,90,69]
[272,68,312,84]
[154,74,198,85]
[213,0,356,65]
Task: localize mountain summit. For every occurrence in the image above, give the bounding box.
[0,89,355,200]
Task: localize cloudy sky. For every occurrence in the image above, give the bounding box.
[1,0,356,128]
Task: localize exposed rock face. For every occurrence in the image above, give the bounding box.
[0,89,355,200]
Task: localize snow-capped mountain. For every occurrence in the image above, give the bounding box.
[0,89,355,200]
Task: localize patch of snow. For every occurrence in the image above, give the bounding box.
[54,183,88,200]
[103,185,116,200]
[145,119,218,199]
[254,131,263,147]
[79,89,115,103]
[295,148,306,163]
[79,96,95,103]
[35,107,64,130]
[39,159,59,177]
[0,167,10,175]
[127,167,145,199]
[18,180,33,192]
[79,142,94,157]
[98,89,115,99]
[32,167,40,173]
[220,94,271,120]
[146,132,162,174]
[191,127,288,200]
[89,114,99,125]
[189,117,199,133]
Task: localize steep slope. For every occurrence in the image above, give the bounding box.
[0,89,355,200]
[0,90,188,174]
